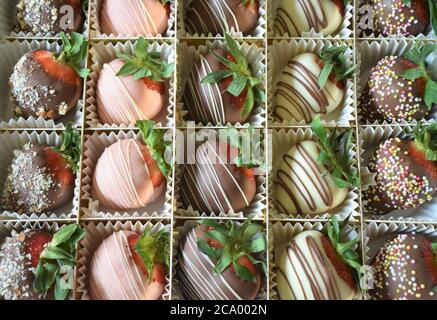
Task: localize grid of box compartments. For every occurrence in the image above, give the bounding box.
[0,0,436,300]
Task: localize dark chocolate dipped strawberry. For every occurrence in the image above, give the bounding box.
[89,227,170,300]
[276,214,362,300]
[364,122,437,215]
[183,33,265,125]
[0,224,84,300]
[181,127,263,214]
[367,0,436,37]
[360,44,437,123]
[9,32,89,121]
[91,120,172,210]
[177,218,266,300]
[2,124,81,215]
[274,45,356,123]
[184,0,260,36]
[370,232,437,300]
[97,38,174,126]
[16,0,84,34]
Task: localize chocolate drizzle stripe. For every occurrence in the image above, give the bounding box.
[274,0,328,35]
[181,142,249,213]
[275,143,333,213]
[274,60,329,122]
[281,235,342,300]
[185,56,225,123]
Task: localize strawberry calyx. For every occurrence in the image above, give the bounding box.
[133,226,170,284]
[56,32,89,79]
[325,214,363,290]
[317,45,356,90]
[201,33,265,118]
[52,123,81,175]
[196,217,266,283]
[136,120,173,179]
[399,43,437,110]
[116,37,173,91]
[33,224,84,300]
[316,56,345,89]
[411,122,437,169]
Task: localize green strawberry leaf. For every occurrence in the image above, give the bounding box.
[400,67,425,80]
[318,46,355,89]
[136,120,173,178]
[233,260,255,283]
[134,226,170,283]
[52,123,81,174]
[57,32,89,79]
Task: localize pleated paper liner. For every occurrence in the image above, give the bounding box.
[267,39,355,127]
[75,220,171,300]
[359,124,437,223]
[362,221,437,299]
[0,39,86,129]
[0,220,77,300]
[171,218,268,300]
[356,38,437,126]
[0,0,90,39]
[0,130,80,220]
[81,130,173,219]
[176,39,266,128]
[267,0,354,39]
[268,219,363,300]
[269,128,360,221]
[172,127,266,219]
[89,0,176,40]
[85,40,175,129]
[177,0,266,39]
[355,0,436,40]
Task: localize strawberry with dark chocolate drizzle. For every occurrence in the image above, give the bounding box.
[177,218,267,300]
[2,124,81,215]
[364,122,437,215]
[9,32,88,120]
[276,214,362,300]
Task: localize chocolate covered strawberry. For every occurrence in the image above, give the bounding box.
[368,0,435,37]
[9,32,88,121]
[177,218,266,300]
[364,122,437,215]
[91,120,172,210]
[274,45,355,123]
[0,224,84,300]
[370,232,437,300]
[185,0,260,36]
[16,0,84,34]
[89,227,170,300]
[2,124,81,215]
[276,214,362,300]
[181,127,263,214]
[97,38,174,126]
[183,33,265,125]
[360,44,437,123]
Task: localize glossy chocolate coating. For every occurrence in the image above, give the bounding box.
[370,233,437,300]
[16,0,83,34]
[9,51,82,121]
[185,0,259,35]
[363,138,437,215]
[2,143,74,214]
[359,56,430,123]
[181,140,257,214]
